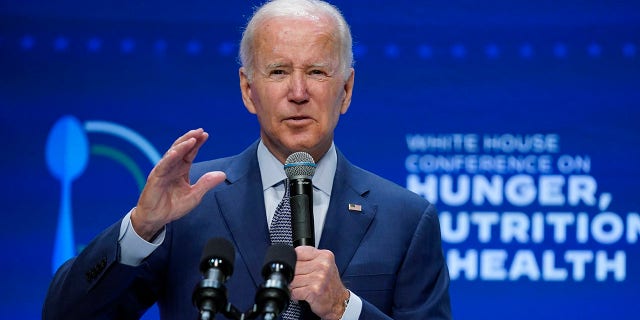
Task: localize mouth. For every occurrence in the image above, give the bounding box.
[284,115,313,124]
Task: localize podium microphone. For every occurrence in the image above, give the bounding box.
[284,152,316,247]
[255,244,297,320]
[192,237,235,320]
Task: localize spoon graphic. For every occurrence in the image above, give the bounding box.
[45,115,89,274]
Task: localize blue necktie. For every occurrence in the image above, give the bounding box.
[269,180,302,320]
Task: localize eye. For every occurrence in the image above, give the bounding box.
[310,69,327,75]
[308,69,329,79]
[268,69,288,80]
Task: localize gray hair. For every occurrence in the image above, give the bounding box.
[239,0,353,81]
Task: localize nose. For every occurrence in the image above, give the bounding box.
[287,71,309,104]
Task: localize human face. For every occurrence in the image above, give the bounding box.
[239,16,354,164]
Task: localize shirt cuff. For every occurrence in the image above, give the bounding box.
[118,208,165,266]
[340,290,362,320]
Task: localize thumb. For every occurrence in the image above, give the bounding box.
[192,171,227,199]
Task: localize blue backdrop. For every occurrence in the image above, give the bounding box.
[1,1,638,319]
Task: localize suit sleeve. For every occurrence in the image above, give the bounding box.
[42,220,165,320]
[393,203,452,319]
[359,203,452,319]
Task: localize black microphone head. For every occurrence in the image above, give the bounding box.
[200,237,235,277]
[256,244,297,317]
[284,152,316,179]
[262,244,296,281]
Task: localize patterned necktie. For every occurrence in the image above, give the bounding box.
[269,179,302,320]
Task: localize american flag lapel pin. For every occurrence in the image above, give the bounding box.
[348,203,362,212]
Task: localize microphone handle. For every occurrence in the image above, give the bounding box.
[288,178,318,318]
[289,178,315,247]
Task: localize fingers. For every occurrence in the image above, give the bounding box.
[290,247,347,319]
[132,129,221,241]
[155,129,208,176]
[170,128,206,148]
[137,129,213,213]
[294,246,333,274]
[290,247,337,290]
[170,129,207,162]
[184,131,209,163]
[291,265,333,292]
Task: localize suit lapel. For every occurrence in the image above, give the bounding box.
[216,143,270,287]
[213,144,375,284]
[319,150,376,276]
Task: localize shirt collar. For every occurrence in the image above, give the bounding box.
[257,140,336,196]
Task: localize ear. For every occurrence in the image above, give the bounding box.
[239,67,257,114]
[340,68,355,114]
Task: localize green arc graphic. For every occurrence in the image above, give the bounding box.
[91,144,146,192]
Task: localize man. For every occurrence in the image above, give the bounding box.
[43,0,451,319]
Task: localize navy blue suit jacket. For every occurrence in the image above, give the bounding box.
[43,142,451,319]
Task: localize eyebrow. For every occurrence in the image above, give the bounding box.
[308,62,331,69]
[265,62,289,69]
[264,62,332,69]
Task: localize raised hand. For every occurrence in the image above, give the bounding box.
[131,129,226,241]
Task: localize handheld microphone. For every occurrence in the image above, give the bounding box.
[255,244,297,320]
[284,152,316,247]
[192,237,235,320]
